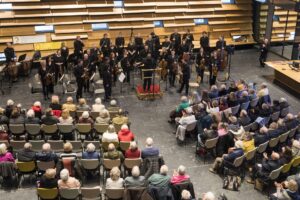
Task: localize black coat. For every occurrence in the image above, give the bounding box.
[200,36,209,48]
[17,149,36,162]
[143,58,156,77]
[73,40,84,54]
[181,63,190,81]
[115,37,125,47]
[39,176,58,188]
[4,47,15,63]
[254,133,269,146]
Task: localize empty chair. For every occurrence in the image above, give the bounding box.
[57,124,74,140]
[69,141,82,153]
[59,188,80,200]
[29,140,44,152]
[41,124,58,136]
[37,188,59,200]
[76,123,92,139]
[257,141,269,154]
[81,187,102,199]
[25,124,41,139]
[16,161,36,187]
[245,148,257,162]
[10,124,25,138]
[198,136,219,163]
[10,140,26,152]
[48,140,64,152]
[94,123,109,135]
[105,188,124,200]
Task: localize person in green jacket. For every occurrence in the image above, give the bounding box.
[148,165,170,187]
[169,96,190,123]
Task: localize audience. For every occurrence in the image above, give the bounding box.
[77,98,91,111]
[58,169,81,189]
[41,108,59,125]
[59,109,73,124]
[60,142,77,159]
[148,165,170,187]
[82,143,100,159]
[124,166,147,188]
[39,168,58,188]
[25,109,40,124]
[141,137,159,159]
[112,109,129,126]
[0,107,9,125]
[102,125,118,143]
[118,124,134,142]
[92,98,105,112]
[17,143,36,162]
[49,95,62,117]
[238,110,251,126]
[78,111,94,124]
[0,143,14,162]
[96,109,110,124]
[171,165,190,184]
[125,141,141,158]
[35,143,58,163]
[9,108,24,124]
[31,101,43,119]
[106,167,124,189]
[201,192,216,200]
[104,143,124,161]
[62,97,76,112]
[107,100,119,112]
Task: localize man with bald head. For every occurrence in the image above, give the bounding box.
[35,143,58,163]
[285,113,298,130]
[17,143,36,162]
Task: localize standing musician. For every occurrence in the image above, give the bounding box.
[90,44,100,65]
[109,52,118,85]
[60,42,69,72]
[127,39,136,78]
[170,29,181,54]
[182,29,194,51]
[167,50,178,87]
[159,47,169,61]
[145,35,155,56]
[4,42,18,84]
[162,36,171,52]
[121,49,131,83]
[82,53,92,92]
[200,31,210,53]
[39,59,54,100]
[74,36,85,60]
[134,33,144,55]
[177,58,190,96]
[259,38,269,67]
[139,45,151,60]
[158,54,168,81]
[210,63,218,86]
[179,40,190,56]
[115,32,125,59]
[73,59,84,101]
[53,49,64,83]
[216,36,226,50]
[100,33,111,57]
[142,53,156,92]
[151,32,160,60]
[103,58,112,101]
[196,58,206,84]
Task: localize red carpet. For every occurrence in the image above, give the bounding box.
[136,84,161,94]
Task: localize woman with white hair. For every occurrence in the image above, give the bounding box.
[168,96,190,124]
[202,192,216,200]
[92,98,105,112]
[77,98,91,111]
[25,109,40,124]
[181,190,193,200]
[5,99,14,118]
[62,96,76,112]
[106,167,124,189]
[96,109,110,124]
[31,101,43,119]
[58,169,81,189]
[0,143,14,163]
[124,166,147,188]
[102,125,118,143]
[118,124,135,142]
[148,165,170,187]
[125,141,141,158]
[82,143,100,159]
[171,165,190,184]
[78,111,94,124]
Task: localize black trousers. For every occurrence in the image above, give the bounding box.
[179,79,189,95]
[259,55,267,67]
[125,69,130,83]
[210,75,217,86]
[42,83,49,98]
[76,79,83,100]
[84,80,90,92]
[143,78,152,91]
[104,84,112,100]
[169,72,176,87]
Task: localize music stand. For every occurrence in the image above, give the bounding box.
[141,68,161,100]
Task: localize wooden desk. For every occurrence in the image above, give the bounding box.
[265,61,300,94]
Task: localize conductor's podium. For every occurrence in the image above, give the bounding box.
[136,84,163,100]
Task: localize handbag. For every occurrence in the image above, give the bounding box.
[0,125,8,140]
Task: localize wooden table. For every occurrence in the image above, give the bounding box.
[265,61,300,94]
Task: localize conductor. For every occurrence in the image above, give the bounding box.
[142,53,156,92]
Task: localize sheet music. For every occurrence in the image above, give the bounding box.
[119,72,126,83]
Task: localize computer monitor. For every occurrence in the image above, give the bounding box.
[0,53,5,62]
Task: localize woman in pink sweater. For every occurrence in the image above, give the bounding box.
[0,143,15,163]
[171,165,190,184]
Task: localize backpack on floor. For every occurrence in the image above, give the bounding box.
[223,175,241,191]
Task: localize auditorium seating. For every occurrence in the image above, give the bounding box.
[0,0,254,57]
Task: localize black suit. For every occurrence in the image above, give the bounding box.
[142,57,156,91]
[100,38,111,57]
[259,45,268,67]
[73,64,84,99]
[170,33,181,51]
[103,66,112,100]
[4,47,15,64]
[74,40,84,59]
[216,40,226,50]
[200,36,209,52]
[178,62,190,95]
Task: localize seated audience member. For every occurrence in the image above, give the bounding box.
[78,111,94,124]
[227,92,239,107]
[59,109,73,124]
[58,169,81,189]
[228,116,239,132]
[271,100,281,113]
[112,109,129,126]
[239,91,250,104]
[35,143,58,163]
[254,126,269,146]
[17,143,36,162]
[209,140,244,174]
[82,143,100,159]
[205,100,219,114]
[107,99,120,112]
[62,96,77,112]
[248,108,259,122]
[208,85,219,99]
[148,165,170,187]
[60,142,77,159]
[31,101,43,119]
[141,137,160,159]
[169,96,190,123]
[217,122,229,137]
[118,124,134,142]
[271,180,299,200]
[0,108,9,125]
[25,109,40,124]
[268,123,280,139]
[177,107,196,127]
[76,98,91,111]
[285,113,298,130]
[277,119,288,135]
[106,167,124,189]
[125,141,141,158]
[0,143,14,162]
[292,140,300,157]
[39,168,58,188]
[279,146,293,165]
[102,124,118,143]
[248,89,257,101]
[279,97,289,110]
[92,98,105,112]
[41,108,59,125]
[5,99,14,118]
[201,192,216,200]
[96,109,110,124]
[181,190,193,200]
[237,79,246,91]
[238,110,251,126]
[171,165,190,184]
[259,103,272,118]
[201,90,210,103]
[124,166,147,187]
[218,84,227,97]
[257,82,269,98]
[104,143,124,161]
[9,108,24,124]
[219,97,228,111]
[253,152,281,181]
[49,95,62,117]
[199,123,218,146]
[242,132,255,153]
[189,91,201,105]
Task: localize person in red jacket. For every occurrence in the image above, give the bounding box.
[118,124,135,142]
[125,141,141,158]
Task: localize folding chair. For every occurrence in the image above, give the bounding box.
[25,124,41,139]
[196,136,219,164]
[94,123,109,136]
[59,188,80,200]
[69,141,82,153]
[41,124,58,138]
[240,101,250,111]
[289,128,297,139]
[103,159,121,183]
[76,123,92,140]
[105,188,124,200]
[37,188,59,200]
[47,140,64,153]
[16,161,36,187]
[29,140,44,152]
[10,140,26,152]
[102,142,119,152]
[91,111,100,120]
[119,141,131,151]
[279,131,289,144]
[83,141,100,151]
[81,187,102,199]
[268,137,279,149]
[9,124,25,139]
[57,124,74,140]
[124,158,142,176]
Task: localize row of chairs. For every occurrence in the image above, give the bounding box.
[69,110,119,120]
